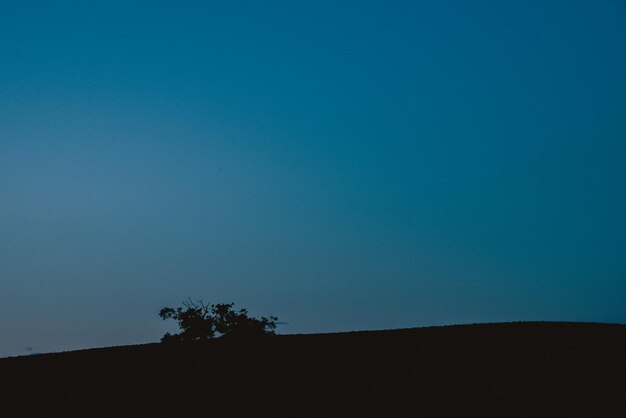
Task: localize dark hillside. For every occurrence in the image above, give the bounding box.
[1,322,625,417]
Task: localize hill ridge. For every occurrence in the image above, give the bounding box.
[2,321,625,417]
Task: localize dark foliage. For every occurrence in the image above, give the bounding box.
[159,299,278,342]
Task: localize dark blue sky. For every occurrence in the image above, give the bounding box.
[1,1,625,356]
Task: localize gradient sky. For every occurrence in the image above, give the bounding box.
[1,0,625,357]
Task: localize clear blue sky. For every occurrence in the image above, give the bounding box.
[1,0,625,357]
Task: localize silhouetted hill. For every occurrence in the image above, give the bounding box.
[1,322,625,417]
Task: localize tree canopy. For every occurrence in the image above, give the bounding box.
[159,299,278,342]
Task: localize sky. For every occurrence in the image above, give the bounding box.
[1,0,625,357]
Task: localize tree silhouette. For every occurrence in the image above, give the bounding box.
[159,299,278,342]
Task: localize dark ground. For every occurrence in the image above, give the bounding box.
[1,322,625,417]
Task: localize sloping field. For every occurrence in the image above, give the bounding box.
[1,322,625,417]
